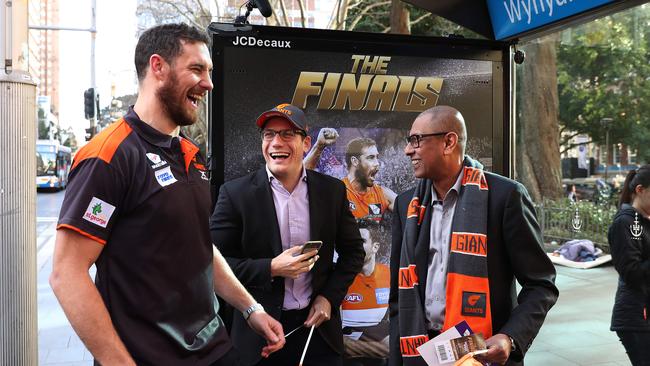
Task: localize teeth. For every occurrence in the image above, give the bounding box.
[270,153,289,159]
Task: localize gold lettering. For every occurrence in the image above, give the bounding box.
[332,74,373,110]
[350,55,365,73]
[364,75,399,111]
[413,77,443,110]
[360,55,379,74]
[317,73,341,110]
[376,56,391,74]
[291,72,326,109]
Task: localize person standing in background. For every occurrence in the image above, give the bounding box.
[608,165,650,366]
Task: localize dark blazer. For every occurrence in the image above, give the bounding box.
[608,205,650,332]
[210,168,364,366]
[389,172,559,366]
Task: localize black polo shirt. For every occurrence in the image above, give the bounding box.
[58,108,230,365]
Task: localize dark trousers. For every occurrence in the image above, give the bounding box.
[256,308,342,366]
[617,331,650,366]
[210,346,241,366]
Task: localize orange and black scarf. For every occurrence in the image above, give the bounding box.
[397,157,492,365]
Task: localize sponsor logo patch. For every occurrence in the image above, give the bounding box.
[83,197,116,228]
[146,152,168,169]
[345,293,363,303]
[375,288,389,305]
[369,203,381,215]
[155,166,177,187]
[349,201,356,211]
[146,153,161,164]
[461,291,487,317]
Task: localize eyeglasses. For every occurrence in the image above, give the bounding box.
[261,129,307,141]
[405,132,449,148]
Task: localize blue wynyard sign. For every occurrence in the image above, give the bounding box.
[487,0,615,40]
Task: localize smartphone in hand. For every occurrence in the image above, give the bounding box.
[301,240,322,254]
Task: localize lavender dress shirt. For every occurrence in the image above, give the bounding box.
[266,166,312,310]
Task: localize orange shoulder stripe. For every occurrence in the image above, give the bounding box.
[57,224,107,245]
[180,138,199,173]
[72,119,132,170]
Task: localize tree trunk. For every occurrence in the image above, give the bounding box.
[517,34,563,201]
[390,0,410,34]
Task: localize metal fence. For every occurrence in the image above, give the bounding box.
[534,201,617,252]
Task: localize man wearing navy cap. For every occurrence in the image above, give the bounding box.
[210,103,365,366]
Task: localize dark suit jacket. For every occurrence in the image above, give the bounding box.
[210,168,364,366]
[389,172,559,366]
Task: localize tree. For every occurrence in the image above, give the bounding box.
[344,0,480,37]
[517,35,563,201]
[557,8,650,162]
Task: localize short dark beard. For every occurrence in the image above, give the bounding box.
[355,166,373,188]
[156,70,196,126]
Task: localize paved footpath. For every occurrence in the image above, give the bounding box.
[38,218,93,366]
[37,218,631,365]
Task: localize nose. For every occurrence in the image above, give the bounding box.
[201,73,213,91]
[404,142,414,156]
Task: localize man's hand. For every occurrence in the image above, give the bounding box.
[271,246,319,279]
[475,333,512,365]
[304,295,331,327]
[247,311,286,358]
[316,128,338,148]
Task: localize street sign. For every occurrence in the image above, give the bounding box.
[487,0,614,40]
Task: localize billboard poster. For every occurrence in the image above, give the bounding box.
[209,23,509,364]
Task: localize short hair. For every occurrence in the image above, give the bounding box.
[135,23,211,81]
[345,137,377,167]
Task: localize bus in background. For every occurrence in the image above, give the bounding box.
[36,140,71,190]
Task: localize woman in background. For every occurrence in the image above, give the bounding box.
[608,165,650,366]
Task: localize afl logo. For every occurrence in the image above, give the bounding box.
[345,293,363,303]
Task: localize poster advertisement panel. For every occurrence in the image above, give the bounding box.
[209,23,509,364]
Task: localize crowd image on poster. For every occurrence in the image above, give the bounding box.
[209,24,508,365]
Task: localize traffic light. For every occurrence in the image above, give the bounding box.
[84,88,95,119]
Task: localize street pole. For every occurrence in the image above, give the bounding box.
[601,118,613,181]
[605,128,609,180]
[1,1,38,365]
[90,0,96,133]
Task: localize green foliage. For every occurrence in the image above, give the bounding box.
[557,6,650,161]
[345,1,480,37]
[536,198,617,252]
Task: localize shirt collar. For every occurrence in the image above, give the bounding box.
[265,165,308,184]
[432,168,464,203]
[123,106,181,148]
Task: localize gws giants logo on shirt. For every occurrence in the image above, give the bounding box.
[83,197,116,228]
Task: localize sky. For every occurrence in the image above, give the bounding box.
[57,0,138,138]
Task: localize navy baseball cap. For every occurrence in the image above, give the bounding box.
[256,103,308,132]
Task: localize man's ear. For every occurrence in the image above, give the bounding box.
[443,132,459,155]
[149,54,167,80]
[303,135,312,154]
[351,156,359,167]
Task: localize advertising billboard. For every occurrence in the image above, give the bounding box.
[209,23,510,363]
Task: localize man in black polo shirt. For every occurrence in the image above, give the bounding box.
[50,23,285,366]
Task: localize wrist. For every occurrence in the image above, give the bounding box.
[508,336,516,352]
[242,303,264,320]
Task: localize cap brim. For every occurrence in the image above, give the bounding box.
[256,111,303,130]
